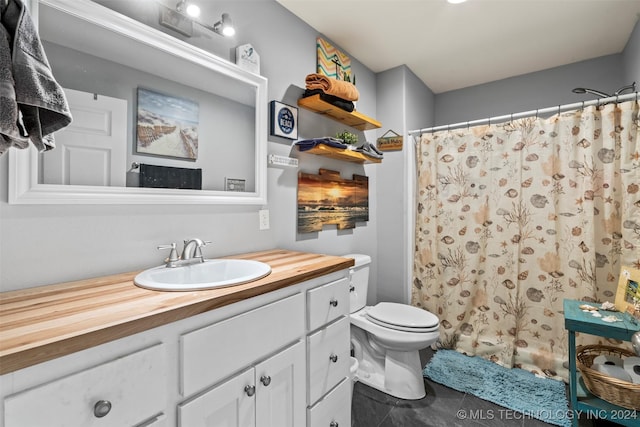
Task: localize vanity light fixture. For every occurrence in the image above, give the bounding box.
[213,13,235,37]
[176,0,200,18]
[160,2,236,38]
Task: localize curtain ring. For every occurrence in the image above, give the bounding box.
[581,101,585,111]
[557,105,561,116]
[510,113,514,123]
[535,109,539,119]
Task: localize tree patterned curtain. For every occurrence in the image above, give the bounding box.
[412,99,640,381]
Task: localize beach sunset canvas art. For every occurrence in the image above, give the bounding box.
[297,169,368,233]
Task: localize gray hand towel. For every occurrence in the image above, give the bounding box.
[0,23,28,155]
[1,0,72,154]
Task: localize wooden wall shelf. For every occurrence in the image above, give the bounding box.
[296,144,382,164]
[297,95,382,131]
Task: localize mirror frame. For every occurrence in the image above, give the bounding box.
[9,0,267,205]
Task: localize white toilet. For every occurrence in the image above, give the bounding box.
[346,254,439,400]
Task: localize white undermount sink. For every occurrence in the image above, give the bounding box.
[134,259,272,291]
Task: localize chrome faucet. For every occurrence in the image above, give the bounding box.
[157,238,210,268]
[181,238,207,262]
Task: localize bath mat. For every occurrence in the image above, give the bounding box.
[423,350,571,427]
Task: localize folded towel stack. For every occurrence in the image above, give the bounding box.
[305,73,359,101]
[295,137,348,152]
[303,89,354,112]
[353,141,383,160]
[304,73,359,113]
[0,0,72,156]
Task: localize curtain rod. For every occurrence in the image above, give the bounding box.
[408,91,639,136]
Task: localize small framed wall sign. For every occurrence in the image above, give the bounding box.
[270,101,298,140]
[225,177,246,192]
[235,43,260,74]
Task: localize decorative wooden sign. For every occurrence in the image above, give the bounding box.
[376,129,403,151]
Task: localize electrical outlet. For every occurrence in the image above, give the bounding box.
[259,209,270,230]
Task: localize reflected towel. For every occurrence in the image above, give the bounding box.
[305,73,359,102]
[1,0,72,154]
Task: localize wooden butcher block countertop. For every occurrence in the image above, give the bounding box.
[0,249,354,375]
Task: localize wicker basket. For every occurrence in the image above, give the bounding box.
[576,344,640,410]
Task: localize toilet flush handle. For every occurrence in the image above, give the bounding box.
[329,299,338,307]
[330,421,339,427]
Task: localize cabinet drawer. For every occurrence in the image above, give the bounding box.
[4,344,166,427]
[181,292,304,397]
[307,278,349,332]
[307,316,350,404]
[307,378,350,427]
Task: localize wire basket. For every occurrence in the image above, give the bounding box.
[576,344,640,410]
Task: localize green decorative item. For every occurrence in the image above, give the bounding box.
[336,130,358,145]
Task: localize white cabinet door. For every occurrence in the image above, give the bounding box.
[256,341,305,427]
[178,368,256,427]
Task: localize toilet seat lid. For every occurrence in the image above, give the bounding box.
[366,302,439,330]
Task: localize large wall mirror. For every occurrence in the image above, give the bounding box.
[9,0,267,204]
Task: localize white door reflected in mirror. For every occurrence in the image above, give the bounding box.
[41,88,127,187]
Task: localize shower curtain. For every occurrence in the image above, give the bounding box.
[412,99,640,380]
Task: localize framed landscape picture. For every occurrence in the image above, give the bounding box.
[615,266,640,318]
[136,88,199,160]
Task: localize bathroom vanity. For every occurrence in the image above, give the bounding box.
[0,250,354,427]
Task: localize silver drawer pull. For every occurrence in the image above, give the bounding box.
[330,421,339,427]
[93,400,112,418]
[260,375,272,386]
[329,353,338,363]
[244,385,256,397]
[329,299,338,307]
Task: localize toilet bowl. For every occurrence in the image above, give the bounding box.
[345,254,440,400]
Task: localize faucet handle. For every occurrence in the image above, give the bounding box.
[193,240,212,260]
[157,243,179,262]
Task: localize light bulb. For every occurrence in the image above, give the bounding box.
[185,3,200,17]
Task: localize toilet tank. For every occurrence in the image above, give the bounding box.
[343,254,371,313]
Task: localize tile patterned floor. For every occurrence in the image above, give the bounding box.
[351,348,621,427]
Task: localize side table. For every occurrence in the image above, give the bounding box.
[564,299,639,426]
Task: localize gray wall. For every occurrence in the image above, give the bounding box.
[434,54,626,126]
[623,19,640,85]
[375,66,435,304]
